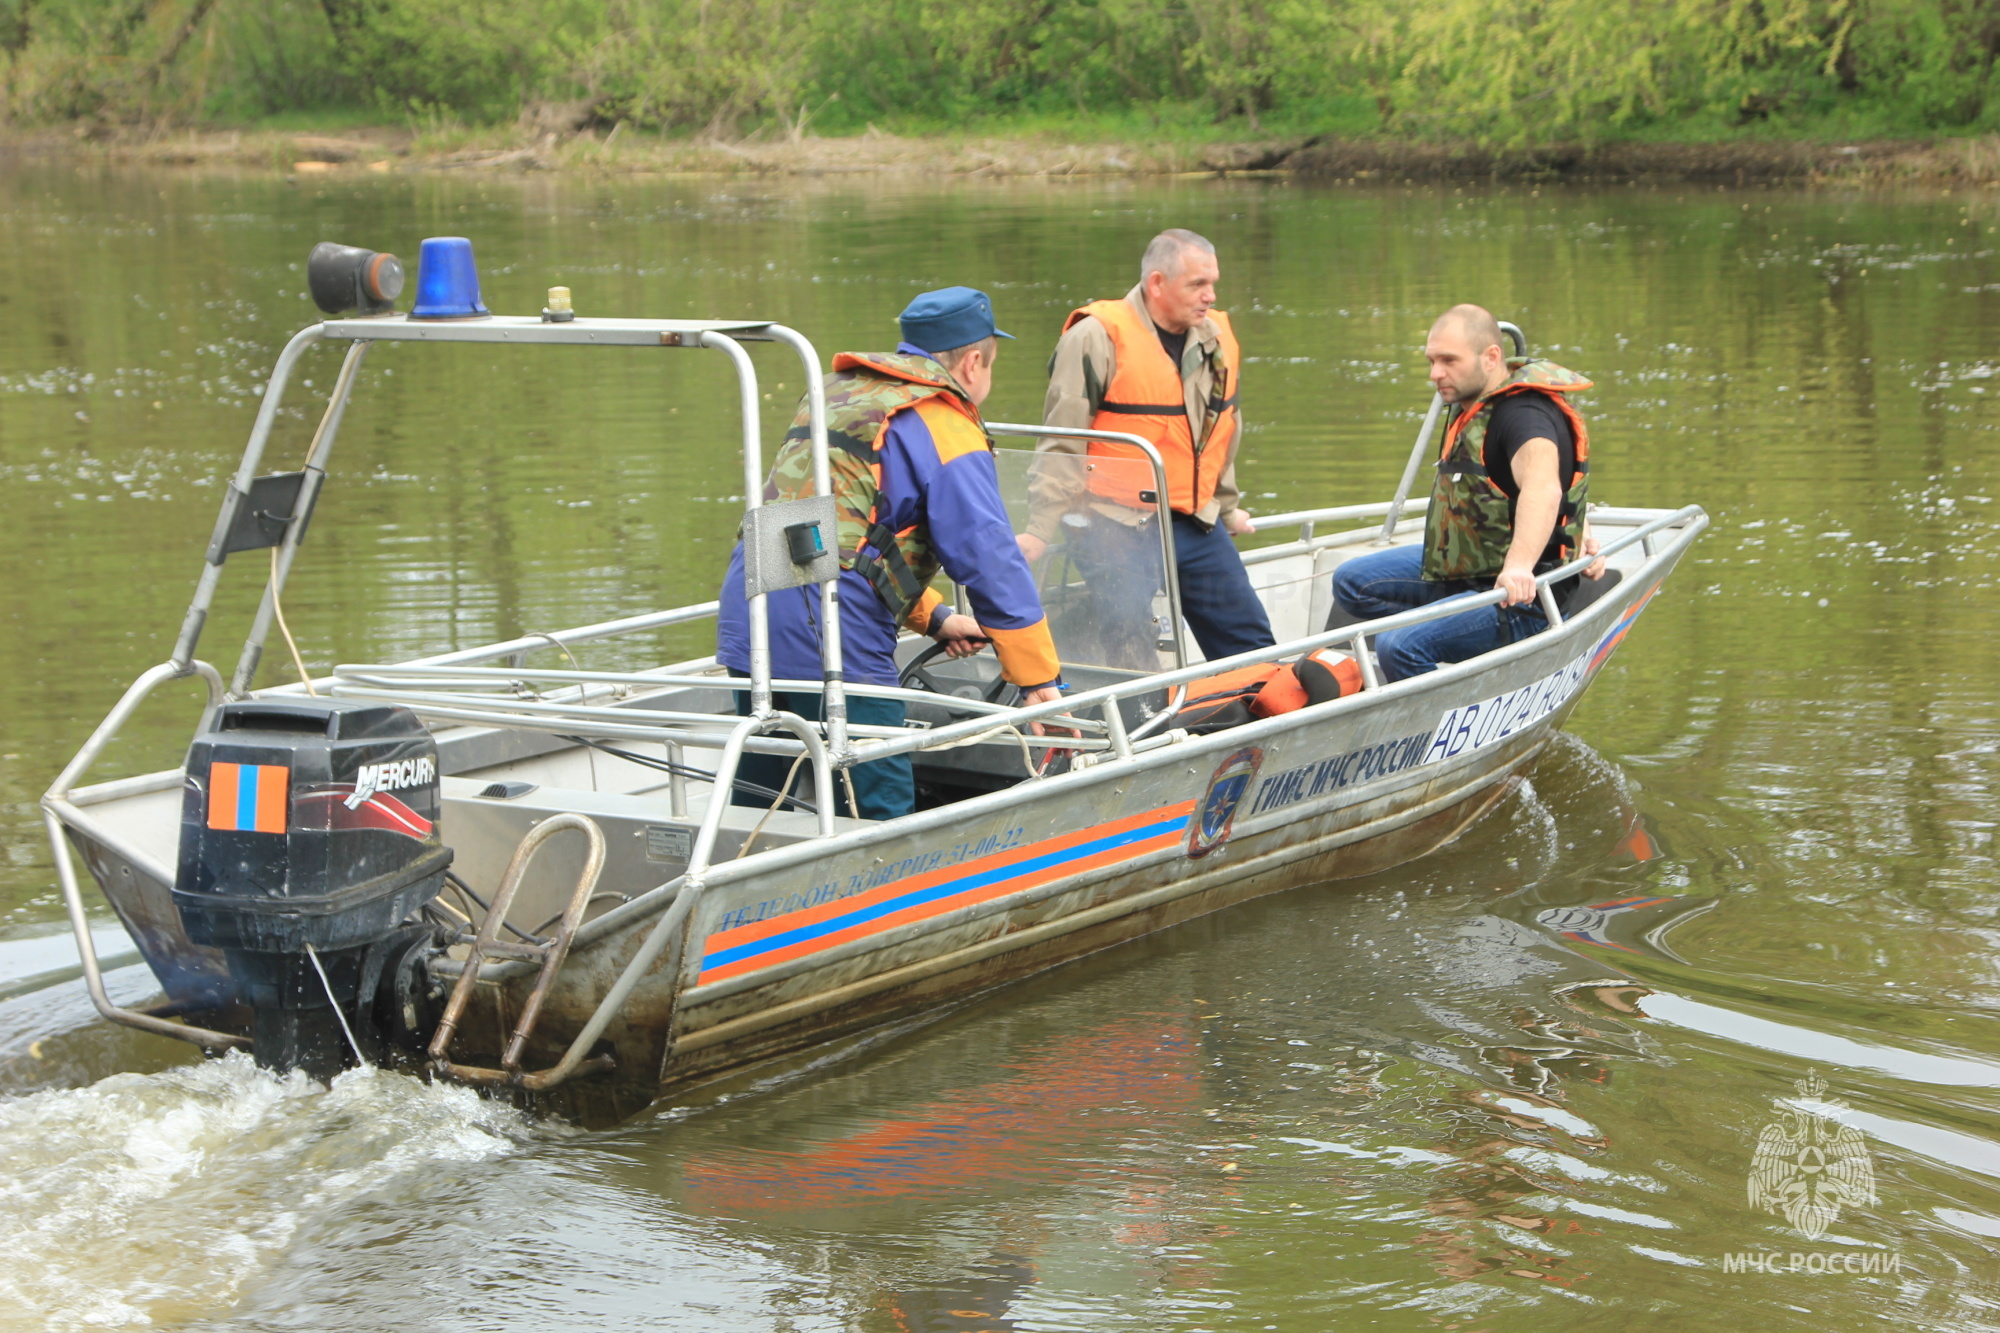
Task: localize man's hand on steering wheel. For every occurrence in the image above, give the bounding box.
[932,612,990,659]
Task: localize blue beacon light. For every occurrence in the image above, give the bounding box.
[409,236,491,319]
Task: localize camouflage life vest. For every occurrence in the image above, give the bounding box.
[1420,358,1592,582]
[762,350,987,627]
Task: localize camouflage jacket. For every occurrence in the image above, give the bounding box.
[1421,359,1592,583]
[764,350,984,628]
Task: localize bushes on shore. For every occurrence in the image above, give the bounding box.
[2,0,1996,142]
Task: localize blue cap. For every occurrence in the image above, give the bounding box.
[898,286,1013,353]
[410,236,491,320]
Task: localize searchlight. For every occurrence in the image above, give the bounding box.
[306,242,404,317]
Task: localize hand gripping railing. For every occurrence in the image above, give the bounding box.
[429,813,608,1087]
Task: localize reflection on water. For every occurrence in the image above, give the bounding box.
[1,168,1998,1329]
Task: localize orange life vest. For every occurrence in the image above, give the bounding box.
[1175,649,1363,733]
[1064,299,1241,515]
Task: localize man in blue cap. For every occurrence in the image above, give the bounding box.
[717,287,1066,820]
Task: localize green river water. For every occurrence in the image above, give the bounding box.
[0,164,1997,1331]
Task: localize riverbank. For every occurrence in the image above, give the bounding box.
[6,122,2000,186]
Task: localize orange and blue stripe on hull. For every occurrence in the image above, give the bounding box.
[1588,581,1662,673]
[698,801,1196,985]
[205,762,289,834]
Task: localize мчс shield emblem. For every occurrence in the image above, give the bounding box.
[1189,746,1262,859]
[1748,1069,1877,1240]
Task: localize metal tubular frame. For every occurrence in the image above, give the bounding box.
[46,313,842,1060]
[331,664,1111,733]
[762,324,847,761]
[509,713,755,1089]
[371,506,1704,805]
[701,331,774,718]
[173,325,325,670]
[229,340,372,696]
[429,812,609,1085]
[41,660,248,1049]
[1379,394,1445,544]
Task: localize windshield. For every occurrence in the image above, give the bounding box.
[959,445,1179,674]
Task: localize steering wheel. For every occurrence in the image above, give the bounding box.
[900,639,1016,707]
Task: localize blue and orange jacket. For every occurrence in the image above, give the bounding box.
[718,344,1060,690]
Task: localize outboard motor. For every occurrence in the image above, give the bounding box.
[171,697,451,1078]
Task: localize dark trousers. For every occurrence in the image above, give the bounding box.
[1067,511,1276,667]
[729,680,914,821]
[1330,546,1549,683]
[1172,512,1277,661]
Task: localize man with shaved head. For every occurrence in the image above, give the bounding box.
[1331,303,1605,681]
[1021,228,1273,667]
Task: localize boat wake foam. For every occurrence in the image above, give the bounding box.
[0,1053,530,1330]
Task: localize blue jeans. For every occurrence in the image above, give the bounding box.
[1331,546,1548,683]
[729,678,914,821]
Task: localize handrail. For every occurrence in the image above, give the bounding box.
[324,689,1107,758]
[41,660,249,1051]
[430,812,609,1086]
[399,603,722,670]
[1244,498,1427,536]
[1380,393,1445,544]
[331,663,1110,729]
[851,503,1706,764]
[345,504,1703,770]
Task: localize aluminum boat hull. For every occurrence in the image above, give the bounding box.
[59,515,1691,1125]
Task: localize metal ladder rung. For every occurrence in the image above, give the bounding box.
[429,813,610,1085]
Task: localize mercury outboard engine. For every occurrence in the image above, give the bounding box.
[171,697,451,1078]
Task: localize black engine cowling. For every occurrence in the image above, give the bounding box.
[171,696,451,1077]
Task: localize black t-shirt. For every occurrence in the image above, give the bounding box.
[1482,393,1576,572]
[1156,325,1188,371]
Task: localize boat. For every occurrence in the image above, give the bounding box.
[41,238,1708,1125]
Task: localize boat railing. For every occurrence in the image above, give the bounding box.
[44,312,849,1049]
[330,502,1706,773]
[812,501,1708,762]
